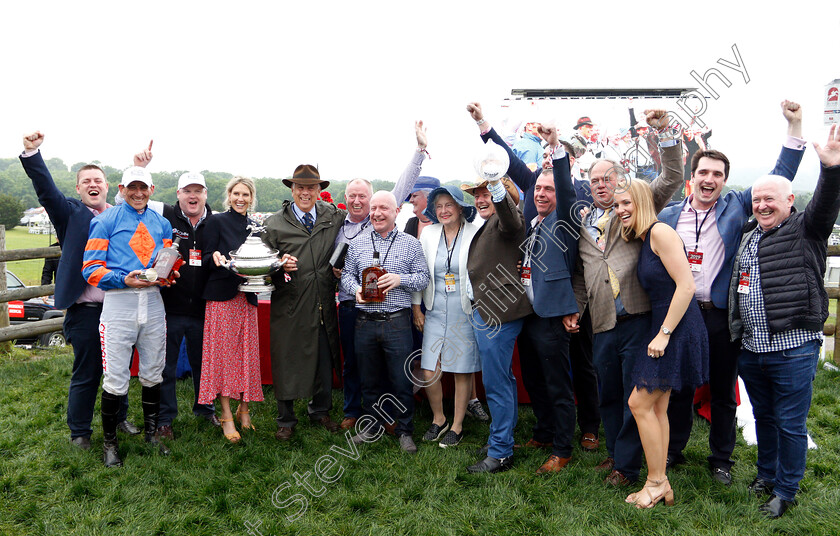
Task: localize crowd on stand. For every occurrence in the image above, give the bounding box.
[19,99,840,517]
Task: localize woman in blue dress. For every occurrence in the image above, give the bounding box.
[412,185,480,448]
[614,179,709,508]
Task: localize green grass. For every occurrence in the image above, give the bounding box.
[3,226,56,286]
[2,348,840,536]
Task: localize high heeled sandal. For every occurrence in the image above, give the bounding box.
[220,417,241,443]
[236,407,255,431]
[628,478,675,509]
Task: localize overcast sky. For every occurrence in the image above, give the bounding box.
[1,1,837,192]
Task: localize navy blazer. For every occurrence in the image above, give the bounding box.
[20,151,97,310]
[481,127,593,222]
[527,153,579,318]
[658,145,804,308]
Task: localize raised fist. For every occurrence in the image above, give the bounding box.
[23,131,45,151]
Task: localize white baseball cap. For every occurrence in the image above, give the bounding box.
[120,166,154,187]
[178,171,206,190]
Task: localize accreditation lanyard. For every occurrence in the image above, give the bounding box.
[370,230,397,267]
[521,220,541,286]
[443,224,462,293]
[688,207,712,273]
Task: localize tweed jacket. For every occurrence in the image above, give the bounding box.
[573,141,684,334]
[466,191,533,327]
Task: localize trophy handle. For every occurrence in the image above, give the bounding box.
[220,254,233,271]
[267,256,288,275]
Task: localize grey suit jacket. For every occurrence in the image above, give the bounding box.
[573,142,684,334]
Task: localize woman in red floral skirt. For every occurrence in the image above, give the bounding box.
[198,176,263,442]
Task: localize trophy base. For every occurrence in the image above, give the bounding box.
[237,276,275,293]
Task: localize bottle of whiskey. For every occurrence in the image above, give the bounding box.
[362,252,386,303]
[142,236,184,284]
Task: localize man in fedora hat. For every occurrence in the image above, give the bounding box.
[262,122,429,441]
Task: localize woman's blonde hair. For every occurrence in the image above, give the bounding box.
[619,178,657,241]
[223,176,257,212]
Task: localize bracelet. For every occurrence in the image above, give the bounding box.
[419,147,431,159]
[476,119,486,126]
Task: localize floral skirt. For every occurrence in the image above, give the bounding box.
[198,293,263,403]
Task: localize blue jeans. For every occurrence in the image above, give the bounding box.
[64,303,128,438]
[738,339,820,501]
[159,314,214,427]
[338,302,362,419]
[591,314,649,481]
[354,311,415,436]
[472,310,523,459]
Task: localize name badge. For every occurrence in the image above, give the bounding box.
[189,249,202,266]
[444,273,457,293]
[521,266,531,286]
[737,271,750,294]
[688,250,703,273]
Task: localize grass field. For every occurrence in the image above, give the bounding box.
[2,348,840,536]
[2,226,56,286]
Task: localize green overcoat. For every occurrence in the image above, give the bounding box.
[262,200,345,400]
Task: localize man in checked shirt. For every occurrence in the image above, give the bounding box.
[341,191,430,454]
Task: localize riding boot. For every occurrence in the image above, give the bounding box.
[101,390,124,467]
[142,384,171,456]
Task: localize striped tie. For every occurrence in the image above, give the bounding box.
[595,209,620,299]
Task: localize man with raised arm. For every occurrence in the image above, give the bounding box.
[83,166,174,467]
[19,132,140,452]
[340,191,430,453]
[729,125,840,518]
[263,122,428,441]
[658,101,805,485]
[564,109,683,487]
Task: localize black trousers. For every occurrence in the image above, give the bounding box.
[667,306,739,470]
[518,314,576,458]
[570,309,600,436]
[276,324,334,427]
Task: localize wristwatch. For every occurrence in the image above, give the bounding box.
[661,326,672,335]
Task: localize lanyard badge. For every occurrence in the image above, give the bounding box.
[737,271,750,294]
[444,273,457,293]
[520,266,531,286]
[687,250,703,272]
[189,249,202,266]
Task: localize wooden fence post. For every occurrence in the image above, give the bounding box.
[0,225,10,353]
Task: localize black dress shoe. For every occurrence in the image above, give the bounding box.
[759,494,795,519]
[70,436,91,450]
[467,456,513,474]
[711,467,732,486]
[748,477,776,497]
[666,454,686,470]
[198,413,222,427]
[117,420,141,435]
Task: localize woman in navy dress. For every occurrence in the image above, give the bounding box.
[614,179,709,508]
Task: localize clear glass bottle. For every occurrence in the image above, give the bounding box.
[141,236,184,284]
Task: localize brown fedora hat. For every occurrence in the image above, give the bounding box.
[460,176,520,206]
[283,164,330,189]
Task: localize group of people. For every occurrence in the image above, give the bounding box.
[21,97,840,517]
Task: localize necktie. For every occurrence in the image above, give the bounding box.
[594,209,620,299]
[303,212,314,233]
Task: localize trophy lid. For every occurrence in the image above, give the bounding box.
[232,236,278,259]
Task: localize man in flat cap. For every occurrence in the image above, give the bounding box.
[262,122,428,440]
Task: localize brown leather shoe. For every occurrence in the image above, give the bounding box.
[156,424,174,441]
[604,469,631,486]
[595,457,615,472]
[524,438,552,449]
[341,417,358,430]
[384,422,397,437]
[275,426,294,441]
[536,454,571,474]
[580,433,599,452]
[312,416,341,434]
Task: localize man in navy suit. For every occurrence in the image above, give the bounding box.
[469,102,601,455]
[20,131,139,450]
[657,101,805,484]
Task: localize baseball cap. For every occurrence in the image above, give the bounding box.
[178,171,206,190]
[120,166,154,188]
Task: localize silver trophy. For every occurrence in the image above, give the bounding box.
[220,222,286,293]
[473,139,510,184]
